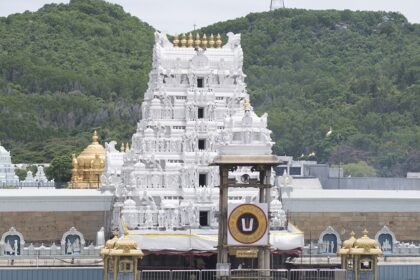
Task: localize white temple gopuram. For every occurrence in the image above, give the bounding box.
[0,143,19,187]
[100,32,303,257]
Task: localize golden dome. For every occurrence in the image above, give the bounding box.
[354,229,379,251]
[105,230,119,249]
[342,231,356,249]
[76,131,105,167]
[115,234,138,251]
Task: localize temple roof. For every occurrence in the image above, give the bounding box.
[77,131,105,164]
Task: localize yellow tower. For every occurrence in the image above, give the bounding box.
[70,131,105,189]
[338,229,382,280]
[101,227,143,280]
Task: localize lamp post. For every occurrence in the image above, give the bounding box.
[326,127,343,188]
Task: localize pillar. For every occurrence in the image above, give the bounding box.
[217,166,229,264]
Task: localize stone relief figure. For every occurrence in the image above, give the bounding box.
[66,240,73,255]
[155,32,172,48]
[158,209,165,228]
[180,207,188,226]
[224,32,241,49]
[382,238,392,251]
[145,206,153,228]
[173,209,180,229]
[4,240,14,255]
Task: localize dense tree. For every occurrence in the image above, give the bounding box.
[342,161,377,177]
[45,154,72,185]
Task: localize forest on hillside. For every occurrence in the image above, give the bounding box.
[0,0,419,177]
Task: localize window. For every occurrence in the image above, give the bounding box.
[290,167,302,176]
[198,139,206,150]
[199,173,207,186]
[199,211,209,226]
[119,260,133,272]
[197,77,204,88]
[198,107,204,119]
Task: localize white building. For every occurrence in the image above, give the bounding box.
[0,143,19,187]
[101,32,303,258]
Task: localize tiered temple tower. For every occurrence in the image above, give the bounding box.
[103,32,286,234]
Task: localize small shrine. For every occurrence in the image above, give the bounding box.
[70,131,105,189]
[0,143,19,187]
[101,227,144,280]
[338,229,382,280]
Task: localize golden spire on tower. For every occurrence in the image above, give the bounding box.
[216,33,222,48]
[173,33,179,47]
[194,33,201,48]
[202,34,208,48]
[188,33,194,48]
[209,34,215,48]
[181,33,187,47]
[92,130,99,143]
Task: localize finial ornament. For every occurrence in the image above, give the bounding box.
[72,154,78,169]
[173,33,179,47]
[126,142,130,152]
[202,34,208,48]
[92,130,98,143]
[216,33,222,48]
[121,217,129,236]
[188,33,194,48]
[243,97,250,111]
[350,231,355,237]
[209,34,215,48]
[181,33,187,47]
[194,33,201,48]
[120,142,124,152]
[363,229,368,236]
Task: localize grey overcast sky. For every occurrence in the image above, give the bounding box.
[0,0,419,34]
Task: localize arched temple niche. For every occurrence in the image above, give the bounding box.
[375,225,396,254]
[0,227,25,256]
[318,226,341,254]
[61,227,86,255]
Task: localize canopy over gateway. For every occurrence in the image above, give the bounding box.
[129,226,303,255]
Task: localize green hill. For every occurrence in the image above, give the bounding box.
[0,0,419,176]
[200,9,420,176]
[0,0,155,162]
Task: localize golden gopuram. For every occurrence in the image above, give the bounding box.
[101,226,144,280]
[70,130,105,189]
[338,229,383,280]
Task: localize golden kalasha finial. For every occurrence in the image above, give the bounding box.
[216,33,222,48]
[202,34,208,48]
[120,142,124,152]
[173,33,179,47]
[243,97,250,111]
[188,33,194,48]
[209,34,215,48]
[194,33,201,48]
[92,130,98,143]
[126,142,130,152]
[72,154,78,169]
[181,33,187,47]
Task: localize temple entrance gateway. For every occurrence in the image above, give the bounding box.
[212,154,279,278]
